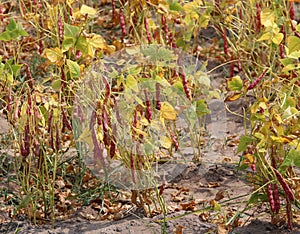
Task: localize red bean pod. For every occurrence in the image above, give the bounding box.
[256,3,261,33]
[58,11,64,42]
[222,27,228,56]
[156,83,161,110]
[119,9,127,37]
[130,146,136,183]
[61,66,66,92]
[62,110,72,131]
[109,125,116,158]
[273,183,280,213]
[39,32,43,55]
[144,17,152,43]
[267,183,275,213]
[47,109,53,134]
[289,1,295,21]
[0,6,3,22]
[112,0,116,22]
[91,111,106,169]
[180,67,192,100]
[168,126,179,151]
[238,57,242,72]
[279,43,285,59]
[7,87,12,112]
[25,64,34,89]
[102,106,110,146]
[286,197,293,230]
[250,163,257,173]
[55,123,60,152]
[33,140,40,157]
[144,89,152,122]
[248,68,268,90]
[229,55,235,77]
[274,168,295,202]
[161,15,169,41]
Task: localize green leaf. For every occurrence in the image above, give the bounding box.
[0,19,28,41]
[125,46,140,55]
[227,76,243,91]
[0,31,11,41]
[287,36,300,54]
[196,100,210,117]
[125,74,138,92]
[52,79,61,91]
[280,149,300,171]
[280,58,294,67]
[6,19,17,31]
[64,23,80,39]
[16,22,28,37]
[237,135,253,153]
[156,47,175,62]
[195,71,210,87]
[168,0,183,12]
[11,64,22,77]
[62,37,75,52]
[76,36,89,54]
[4,59,22,77]
[127,66,142,75]
[248,192,261,205]
[66,59,80,79]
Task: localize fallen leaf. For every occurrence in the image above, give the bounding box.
[217,224,228,234]
[180,200,196,211]
[174,225,184,234]
[214,190,225,201]
[113,212,124,221]
[172,196,185,202]
[208,182,220,188]
[199,212,210,221]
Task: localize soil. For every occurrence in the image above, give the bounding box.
[1,92,300,234]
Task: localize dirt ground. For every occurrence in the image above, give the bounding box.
[1,92,300,234]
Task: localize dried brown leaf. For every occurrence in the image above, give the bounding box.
[208,182,220,188]
[214,190,225,201]
[180,200,196,211]
[174,225,184,234]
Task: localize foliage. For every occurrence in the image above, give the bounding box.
[0,0,300,232]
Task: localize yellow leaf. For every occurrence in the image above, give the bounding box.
[67,0,75,7]
[273,113,283,124]
[160,136,172,149]
[133,127,148,137]
[77,127,94,150]
[258,101,267,110]
[160,102,176,120]
[88,34,106,49]
[140,117,150,126]
[271,136,292,143]
[272,32,284,45]
[260,9,275,27]
[44,47,63,64]
[125,75,139,92]
[257,32,271,42]
[225,92,242,102]
[243,153,255,164]
[80,4,98,17]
